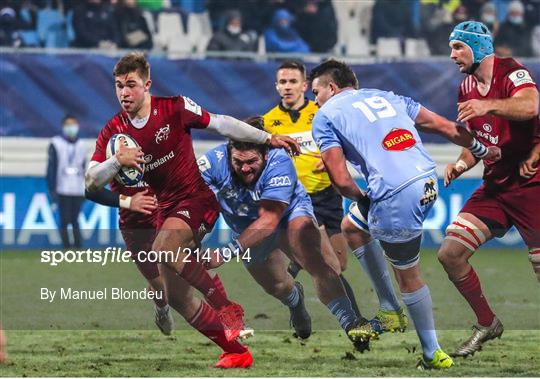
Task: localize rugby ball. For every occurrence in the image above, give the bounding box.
[106,133,144,186]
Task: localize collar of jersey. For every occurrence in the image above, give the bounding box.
[278,98,310,123]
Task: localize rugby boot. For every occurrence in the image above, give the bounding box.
[218,302,253,342]
[416,348,454,370]
[289,282,312,339]
[452,316,504,357]
[353,308,408,341]
[214,347,253,369]
[154,304,174,336]
[346,317,371,353]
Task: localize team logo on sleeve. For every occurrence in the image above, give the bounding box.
[508,69,534,87]
[382,128,417,151]
[268,176,291,187]
[155,125,170,144]
[197,156,211,172]
[183,96,202,116]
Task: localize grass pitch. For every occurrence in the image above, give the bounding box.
[1,248,539,376]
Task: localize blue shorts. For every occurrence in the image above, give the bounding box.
[368,174,438,244]
[235,197,315,267]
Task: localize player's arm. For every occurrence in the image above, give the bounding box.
[458,87,539,122]
[415,107,501,161]
[85,187,157,215]
[85,143,144,192]
[236,199,288,251]
[206,114,301,155]
[321,147,366,201]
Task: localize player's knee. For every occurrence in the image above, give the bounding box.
[528,248,540,282]
[443,216,485,256]
[264,281,290,299]
[341,216,372,248]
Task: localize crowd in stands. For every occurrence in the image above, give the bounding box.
[1,0,539,57]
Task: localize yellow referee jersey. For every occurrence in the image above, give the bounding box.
[263,99,331,194]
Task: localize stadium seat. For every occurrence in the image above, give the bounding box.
[142,10,156,35]
[333,0,374,56]
[405,38,431,58]
[187,12,212,53]
[376,38,402,57]
[155,11,191,54]
[37,9,69,48]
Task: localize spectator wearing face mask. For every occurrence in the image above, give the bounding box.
[494,0,531,57]
[480,2,499,38]
[206,9,257,52]
[427,5,469,55]
[264,8,310,53]
[46,114,88,249]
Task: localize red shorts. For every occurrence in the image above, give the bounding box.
[120,214,160,281]
[157,193,220,245]
[461,183,540,247]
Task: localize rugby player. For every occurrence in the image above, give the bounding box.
[439,21,539,357]
[263,60,363,319]
[309,59,500,369]
[85,52,298,368]
[200,117,372,351]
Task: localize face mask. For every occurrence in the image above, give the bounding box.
[508,15,524,25]
[481,14,496,24]
[63,124,79,139]
[227,25,241,35]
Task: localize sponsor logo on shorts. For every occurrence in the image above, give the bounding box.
[155,125,170,144]
[420,179,437,206]
[382,128,417,151]
[177,210,190,219]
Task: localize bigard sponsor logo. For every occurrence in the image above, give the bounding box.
[382,128,417,151]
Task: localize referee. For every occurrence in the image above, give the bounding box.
[263,60,361,317]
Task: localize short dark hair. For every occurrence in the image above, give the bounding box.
[309,59,358,89]
[228,116,268,156]
[62,114,77,124]
[113,52,150,81]
[277,60,306,80]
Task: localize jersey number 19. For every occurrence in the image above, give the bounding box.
[352,96,396,123]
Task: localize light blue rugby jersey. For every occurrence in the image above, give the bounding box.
[198,144,311,234]
[312,88,436,201]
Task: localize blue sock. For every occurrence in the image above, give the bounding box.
[353,240,401,312]
[401,285,440,360]
[327,296,357,331]
[280,284,300,308]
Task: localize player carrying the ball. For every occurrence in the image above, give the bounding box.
[85,52,300,369]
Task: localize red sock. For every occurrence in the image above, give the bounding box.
[181,260,230,309]
[453,267,495,327]
[187,302,246,354]
[211,272,228,299]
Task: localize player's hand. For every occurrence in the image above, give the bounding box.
[519,150,539,179]
[444,163,467,187]
[457,99,492,122]
[268,134,301,156]
[313,159,327,173]
[116,143,145,173]
[129,189,157,215]
[484,146,502,162]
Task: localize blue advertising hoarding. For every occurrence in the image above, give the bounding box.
[0,176,524,250]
